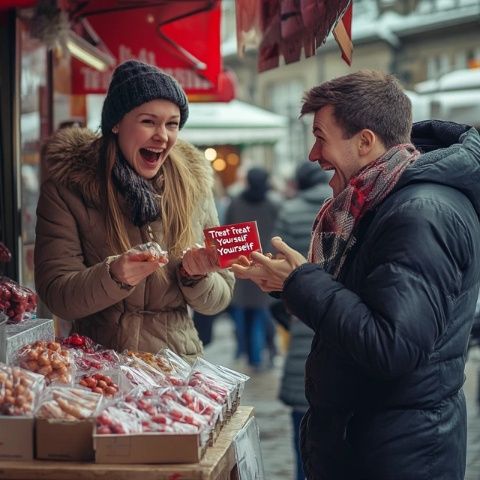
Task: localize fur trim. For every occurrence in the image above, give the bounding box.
[43,127,214,205]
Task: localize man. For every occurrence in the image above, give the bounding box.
[232,70,480,480]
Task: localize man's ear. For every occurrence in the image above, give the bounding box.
[358,129,376,155]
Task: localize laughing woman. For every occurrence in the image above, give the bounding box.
[34,60,234,359]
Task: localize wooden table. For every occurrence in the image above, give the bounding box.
[0,406,254,480]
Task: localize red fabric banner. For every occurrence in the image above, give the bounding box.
[71,2,222,98]
[250,0,352,73]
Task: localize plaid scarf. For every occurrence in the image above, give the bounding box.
[309,144,420,278]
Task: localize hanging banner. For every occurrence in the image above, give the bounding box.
[244,0,352,72]
[71,3,221,97]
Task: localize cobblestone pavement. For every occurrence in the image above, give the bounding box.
[204,314,480,480]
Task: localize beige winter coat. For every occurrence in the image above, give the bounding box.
[34,128,234,358]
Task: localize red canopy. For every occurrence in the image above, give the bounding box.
[68,0,231,100]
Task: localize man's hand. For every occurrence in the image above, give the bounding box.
[231,237,308,292]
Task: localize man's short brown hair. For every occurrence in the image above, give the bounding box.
[301,70,412,148]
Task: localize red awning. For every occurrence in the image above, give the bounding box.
[0,0,36,9]
[236,0,352,72]
[68,0,229,100]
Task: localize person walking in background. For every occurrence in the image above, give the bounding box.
[273,161,331,480]
[232,70,480,479]
[192,172,231,347]
[35,60,234,360]
[225,167,279,370]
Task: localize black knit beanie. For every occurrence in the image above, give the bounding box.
[101,60,189,134]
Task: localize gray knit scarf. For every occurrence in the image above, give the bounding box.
[112,153,161,227]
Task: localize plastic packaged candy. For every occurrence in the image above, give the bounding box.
[16,340,74,385]
[35,386,102,420]
[126,242,168,264]
[0,363,45,416]
[0,277,37,324]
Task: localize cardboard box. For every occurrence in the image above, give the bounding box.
[35,418,95,461]
[94,432,202,464]
[0,416,34,461]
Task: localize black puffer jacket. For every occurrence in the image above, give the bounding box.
[283,123,480,480]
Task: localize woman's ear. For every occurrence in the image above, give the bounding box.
[112,125,119,134]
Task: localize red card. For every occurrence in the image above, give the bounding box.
[204,221,262,268]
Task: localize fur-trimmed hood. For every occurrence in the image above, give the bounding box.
[42,127,214,206]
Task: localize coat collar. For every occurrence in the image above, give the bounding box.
[42,127,214,206]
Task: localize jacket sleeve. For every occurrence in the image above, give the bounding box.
[283,198,469,379]
[178,192,235,315]
[34,181,133,321]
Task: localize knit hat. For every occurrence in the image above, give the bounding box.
[295,161,329,190]
[101,60,189,134]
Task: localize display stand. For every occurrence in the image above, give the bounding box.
[0,406,254,480]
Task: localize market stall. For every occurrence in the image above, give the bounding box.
[0,243,263,480]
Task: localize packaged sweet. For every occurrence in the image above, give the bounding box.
[16,340,74,385]
[0,363,45,416]
[35,386,102,420]
[118,386,211,443]
[188,358,242,410]
[74,349,120,373]
[77,371,120,398]
[126,241,168,264]
[0,277,37,324]
[62,333,97,353]
[125,348,190,385]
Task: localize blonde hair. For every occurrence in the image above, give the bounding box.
[99,134,198,259]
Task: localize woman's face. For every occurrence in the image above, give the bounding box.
[115,99,181,179]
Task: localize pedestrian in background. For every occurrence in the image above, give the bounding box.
[193,172,231,346]
[274,161,331,480]
[225,167,279,370]
[232,70,480,479]
[35,60,234,359]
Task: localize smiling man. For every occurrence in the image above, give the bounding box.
[232,70,480,480]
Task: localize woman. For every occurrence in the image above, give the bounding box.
[34,60,234,359]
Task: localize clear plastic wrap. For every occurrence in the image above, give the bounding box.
[77,371,120,398]
[126,242,168,264]
[0,363,45,416]
[188,358,238,410]
[120,354,175,387]
[16,340,74,385]
[61,333,97,353]
[35,386,102,420]
[0,277,37,324]
[122,387,211,444]
[124,349,189,386]
[163,386,223,426]
[74,349,120,373]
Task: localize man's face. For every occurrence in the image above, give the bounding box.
[115,99,180,179]
[309,105,362,197]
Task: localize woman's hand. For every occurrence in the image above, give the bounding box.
[108,252,166,287]
[181,244,219,276]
